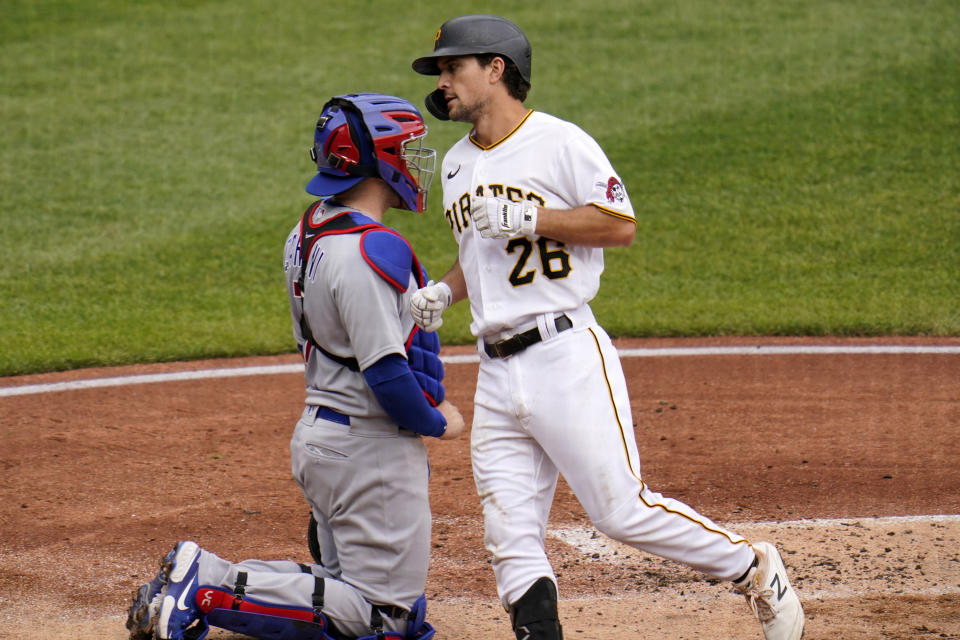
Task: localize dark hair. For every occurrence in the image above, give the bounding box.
[476,53,530,102]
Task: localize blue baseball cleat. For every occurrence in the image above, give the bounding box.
[126,546,178,639]
[155,541,209,640]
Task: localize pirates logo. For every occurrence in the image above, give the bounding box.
[606,176,625,204]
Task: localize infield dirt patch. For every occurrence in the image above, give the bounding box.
[1,336,958,639]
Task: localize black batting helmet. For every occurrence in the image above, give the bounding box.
[412,14,532,83]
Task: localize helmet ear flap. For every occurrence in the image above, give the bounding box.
[424,89,450,121]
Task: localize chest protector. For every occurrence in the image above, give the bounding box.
[296,200,445,406]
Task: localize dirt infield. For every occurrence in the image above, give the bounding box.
[1,336,958,639]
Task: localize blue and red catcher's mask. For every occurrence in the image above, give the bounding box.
[306,93,436,213]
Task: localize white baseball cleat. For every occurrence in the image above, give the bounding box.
[736,542,805,640]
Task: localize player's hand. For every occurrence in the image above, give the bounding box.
[436,400,464,440]
[469,196,538,239]
[410,280,452,332]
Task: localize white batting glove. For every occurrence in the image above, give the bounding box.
[469,196,538,239]
[410,280,452,332]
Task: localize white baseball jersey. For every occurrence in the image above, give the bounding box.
[440,110,635,337]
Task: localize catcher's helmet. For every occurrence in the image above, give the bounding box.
[412,14,532,83]
[306,93,436,212]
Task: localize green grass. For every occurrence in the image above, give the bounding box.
[2,0,958,375]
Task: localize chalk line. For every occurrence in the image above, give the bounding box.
[2,345,958,397]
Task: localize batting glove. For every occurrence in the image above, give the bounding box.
[470,196,538,239]
[410,280,452,332]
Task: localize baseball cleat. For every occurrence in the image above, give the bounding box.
[126,546,178,640]
[155,540,209,640]
[736,542,804,640]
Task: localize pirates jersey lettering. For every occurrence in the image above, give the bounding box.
[445,186,546,235]
[439,110,635,337]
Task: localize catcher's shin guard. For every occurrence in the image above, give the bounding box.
[197,584,331,640]
[509,577,564,640]
[198,583,435,640]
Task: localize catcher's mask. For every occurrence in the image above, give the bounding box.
[306,93,436,213]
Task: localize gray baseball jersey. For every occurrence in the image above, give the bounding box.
[282,200,418,415]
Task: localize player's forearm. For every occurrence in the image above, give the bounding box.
[534,204,636,247]
[362,353,447,437]
[439,260,468,304]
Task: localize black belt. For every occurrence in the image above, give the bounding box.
[484,314,573,359]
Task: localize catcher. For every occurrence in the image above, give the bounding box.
[125,92,463,640]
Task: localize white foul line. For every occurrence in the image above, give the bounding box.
[2,344,958,398]
[618,344,960,357]
[0,364,304,397]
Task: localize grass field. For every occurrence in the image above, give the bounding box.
[2,0,958,375]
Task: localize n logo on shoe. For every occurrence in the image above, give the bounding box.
[769,574,788,601]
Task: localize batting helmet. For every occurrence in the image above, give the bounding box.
[412,14,532,83]
[306,93,436,213]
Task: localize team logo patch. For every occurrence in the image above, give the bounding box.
[605,177,625,204]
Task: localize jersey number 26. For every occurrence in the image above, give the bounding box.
[506,237,572,286]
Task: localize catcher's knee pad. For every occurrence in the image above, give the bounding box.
[356,596,435,640]
[353,628,434,640]
[509,577,563,640]
[198,585,331,640]
[404,594,435,640]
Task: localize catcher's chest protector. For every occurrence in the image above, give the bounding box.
[296,201,436,379]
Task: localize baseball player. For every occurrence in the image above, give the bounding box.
[409,15,804,640]
[126,93,464,640]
